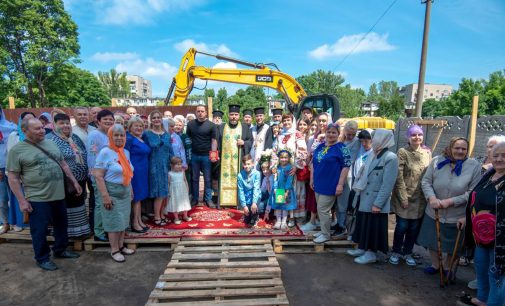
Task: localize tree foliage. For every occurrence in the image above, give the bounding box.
[368,81,405,121]
[0,0,79,107]
[98,69,130,98]
[296,70,365,117]
[421,70,505,117]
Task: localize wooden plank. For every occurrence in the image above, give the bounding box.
[178,240,271,246]
[163,267,281,275]
[157,278,283,290]
[412,119,447,125]
[176,245,271,253]
[159,271,279,281]
[171,251,274,261]
[146,297,289,306]
[167,260,278,269]
[149,286,286,299]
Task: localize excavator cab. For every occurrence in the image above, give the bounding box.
[294,94,340,122]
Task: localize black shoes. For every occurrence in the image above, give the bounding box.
[54,250,80,259]
[37,260,58,271]
[94,235,109,242]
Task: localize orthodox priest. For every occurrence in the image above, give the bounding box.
[217,104,253,207]
[250,107,273,168]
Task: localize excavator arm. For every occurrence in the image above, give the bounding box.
[165,48,307,109]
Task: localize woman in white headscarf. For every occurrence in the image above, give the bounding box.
[0,107,17,233]
[346,129,399,265]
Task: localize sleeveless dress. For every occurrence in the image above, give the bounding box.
[166,171,191,213]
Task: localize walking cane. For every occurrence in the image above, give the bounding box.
[434,209,447,288]
[448,228,463,283]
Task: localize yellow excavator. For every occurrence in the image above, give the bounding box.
[165,48,341,122]
[165,48,396,130]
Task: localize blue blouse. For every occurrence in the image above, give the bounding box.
[312,142,351,196]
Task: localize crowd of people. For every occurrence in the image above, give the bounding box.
[0,104,504,305]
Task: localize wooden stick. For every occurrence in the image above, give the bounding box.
[468,96,479,157]
[434,209,446,288]
[448,229,462,283]
[431,127,444,153]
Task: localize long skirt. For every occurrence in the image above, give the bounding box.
[65,180,90,238]
[293,180,306,218]
[352,211,389,254]
[305,183,317,213]
[99,182,131,232]
[416,214,464,255]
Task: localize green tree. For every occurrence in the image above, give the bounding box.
[370,81,405,120]
[336,85,365,117]
[421,98,447,117]
[296,70,345,95]
[0,0,79,107]
[215,87,228,111]
[45,65,110,106]
[204,88,215,100]
[224,86,268,118]
[98,69,130,98]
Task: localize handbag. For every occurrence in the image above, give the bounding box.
[275,188,286,204]
[25,140,78,196]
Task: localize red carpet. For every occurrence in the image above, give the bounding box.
[126,206,303,238]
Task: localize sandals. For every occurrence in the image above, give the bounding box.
[183,216,192,222]
[173,219,182,225]
[120,246,135,255]
[154,219,167,226]
[111,251,125,263]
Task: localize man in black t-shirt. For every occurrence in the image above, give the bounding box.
[186,105,218,207]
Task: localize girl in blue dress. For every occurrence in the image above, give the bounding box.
[271,150,297,230]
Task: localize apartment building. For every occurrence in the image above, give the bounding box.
[400,83,452,110]
[126,75,153,98]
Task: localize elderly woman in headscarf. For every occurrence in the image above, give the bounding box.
[0,107,17,233]
[347,129,399,264]
[417,137,481,274]
[46,113,90,238]
[93,124,134,263]
[6,111,35,231]
[272,113,308,228]
[389,125,432,266]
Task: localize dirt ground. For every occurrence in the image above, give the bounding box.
[0,241,474,306]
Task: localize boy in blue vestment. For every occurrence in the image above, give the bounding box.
[237,154,261,227]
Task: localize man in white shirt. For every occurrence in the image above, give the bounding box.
[72,107,96,146]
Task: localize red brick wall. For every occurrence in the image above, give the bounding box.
[2,106,198,122]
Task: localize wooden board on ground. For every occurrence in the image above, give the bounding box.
[0,230,85,251]
[83,237,180,252]
[273,238,356,254]
[147,239,289,305]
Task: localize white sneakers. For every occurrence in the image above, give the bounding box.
[313,234,330,244]
[389,253,417,266]
[346,248,365,257]
[273,220,281,230]
[389,252,401,265]
[354,251,377,264]
[300,222,317,232]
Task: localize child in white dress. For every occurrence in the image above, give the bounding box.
[165,157,192,224]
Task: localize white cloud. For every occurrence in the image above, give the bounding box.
[91,52,139,62]
[95,0,206,25]
[115,58,177,81]
[174,39,237,57]
[308,32,396,60]
[212,62,238,69]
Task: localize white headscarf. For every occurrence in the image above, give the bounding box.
[351,129,395,204]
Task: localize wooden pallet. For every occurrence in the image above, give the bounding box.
[147,239,289,305]
[0,230,86,251]
[273,238,356,254]
[83,237,180,251]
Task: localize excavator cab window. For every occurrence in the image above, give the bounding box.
[295,94,340,122]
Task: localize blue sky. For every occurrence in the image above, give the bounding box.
[64,0,505,97]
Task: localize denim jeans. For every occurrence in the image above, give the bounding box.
[392,215,422,255]
[29,200,68,263]
[0,168,9,224]
[191,154,212,203]
[475,246,505,305]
